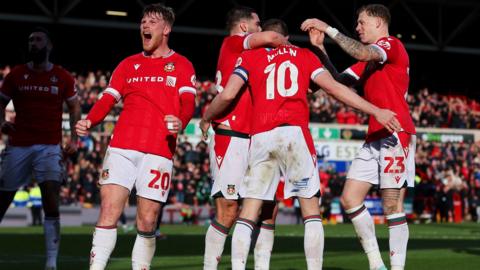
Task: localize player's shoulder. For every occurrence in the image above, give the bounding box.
[120,52,145,64]
[221,34,248,54]
[376,36,404,50]
[8,64,28,75]
[238,47,264,62]
[112,53,147,72]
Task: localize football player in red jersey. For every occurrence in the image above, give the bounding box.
[0,27,80,270]
[302,4,416,270]
[76,4,196,270]
[201,18,399,270]
[203,7,288,270]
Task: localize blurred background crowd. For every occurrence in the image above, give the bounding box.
[1,66,479,224]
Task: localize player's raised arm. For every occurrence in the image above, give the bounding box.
[301,18,385,62]
[247,30,288,49]
[312,70,401,133]
[307,28,357,87]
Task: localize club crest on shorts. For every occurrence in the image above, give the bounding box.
[101,169,109,180]
[227,184,236,195]
[164,62,175,72]
[394,175,401,183]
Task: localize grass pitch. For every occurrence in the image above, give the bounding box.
[0,223,479,269]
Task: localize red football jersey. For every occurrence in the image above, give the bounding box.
[234,45,325,135]
[104,51,196,159]
[0,64,76,146]
[344,36,416,141]
[213,34,253,133]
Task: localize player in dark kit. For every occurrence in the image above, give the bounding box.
[0,27,80,270]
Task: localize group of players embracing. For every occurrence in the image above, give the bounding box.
[0,3,415,270]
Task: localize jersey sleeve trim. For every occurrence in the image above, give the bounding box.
[179,86,197,95]
[370,44,387,63]
[104,87,122,102]
[243,34,253,50]
[310,67,325,81]
[0,92,12,102]
[343,68,360,80]
[233,66,248,82]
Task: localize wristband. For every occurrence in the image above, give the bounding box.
[326,26,339,38]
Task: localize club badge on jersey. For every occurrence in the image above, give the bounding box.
[164,62,175,72]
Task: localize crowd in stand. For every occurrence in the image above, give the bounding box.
[1,67,480,223]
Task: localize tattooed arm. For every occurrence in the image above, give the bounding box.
[308,28,358,87]
[330,32,385,62]
[301,18,385,62]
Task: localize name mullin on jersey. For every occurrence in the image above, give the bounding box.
[267,46,298,62]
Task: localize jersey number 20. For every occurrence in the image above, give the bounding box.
[264,60,299,100]
[148,169,171,190]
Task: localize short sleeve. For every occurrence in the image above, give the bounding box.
[177,59,197,96]
[242,34,253,50]
[372,37,398,64]
[304,49,325,81]
[227,35,249,53]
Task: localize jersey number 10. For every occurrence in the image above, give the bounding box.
[264,60,299,100]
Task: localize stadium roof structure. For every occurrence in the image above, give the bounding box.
[1,0,479,55]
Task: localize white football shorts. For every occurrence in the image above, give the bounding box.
[239,126,320,200]
[209,133,250,200]
[347,132,416,189]
[100,147,173,202]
